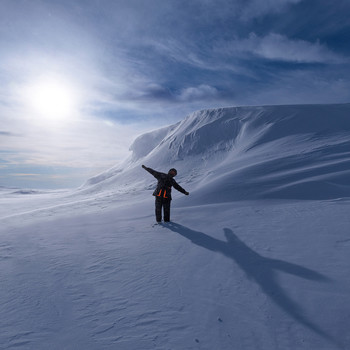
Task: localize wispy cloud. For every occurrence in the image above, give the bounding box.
[178,85,219,102]
[240,0,303,20]
[9,173,40,177]
[1,115,141,167]
[248,33,344,63]
[217,33,345,64]
[0,131,20,136]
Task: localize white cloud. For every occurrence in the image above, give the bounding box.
[178,85,219,102]
[221,33,344,64]
[253,33,344,63]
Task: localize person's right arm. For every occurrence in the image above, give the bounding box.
[142,165,162,179]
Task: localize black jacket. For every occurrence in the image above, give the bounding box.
[143,166,187,200]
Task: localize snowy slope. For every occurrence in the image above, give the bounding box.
[1,104,350,350]
[79,103,350,202]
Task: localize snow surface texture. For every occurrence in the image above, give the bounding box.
[1,104,350,350]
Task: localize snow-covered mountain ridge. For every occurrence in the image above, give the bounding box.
[82,103,350,201]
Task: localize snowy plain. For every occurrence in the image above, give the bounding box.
[1,104,350,350]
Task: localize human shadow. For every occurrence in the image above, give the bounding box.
[164,223,339,346]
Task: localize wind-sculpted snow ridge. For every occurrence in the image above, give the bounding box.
[81,103,350,201]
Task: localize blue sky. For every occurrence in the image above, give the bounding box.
[1,0,349,189]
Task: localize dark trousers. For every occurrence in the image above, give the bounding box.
[155,197,171,222]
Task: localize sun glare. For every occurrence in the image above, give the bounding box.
[23,76,80,121]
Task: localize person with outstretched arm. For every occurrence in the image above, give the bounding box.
[142,165,189,223]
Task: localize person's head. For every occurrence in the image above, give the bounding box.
[168,168,177,177]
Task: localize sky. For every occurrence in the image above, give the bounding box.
[0,0,349,189]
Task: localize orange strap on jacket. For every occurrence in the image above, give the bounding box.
[157,189,168,198]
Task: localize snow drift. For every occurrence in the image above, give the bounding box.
[81,103,350,201]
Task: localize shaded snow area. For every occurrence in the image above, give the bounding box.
[1,104,350,350]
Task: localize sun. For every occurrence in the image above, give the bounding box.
[22,75,80,121]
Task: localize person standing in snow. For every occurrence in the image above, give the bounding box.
[142,165,189,223]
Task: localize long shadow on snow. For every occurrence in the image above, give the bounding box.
[164,223,339,346]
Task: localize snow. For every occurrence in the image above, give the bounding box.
[1,103,350,349]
